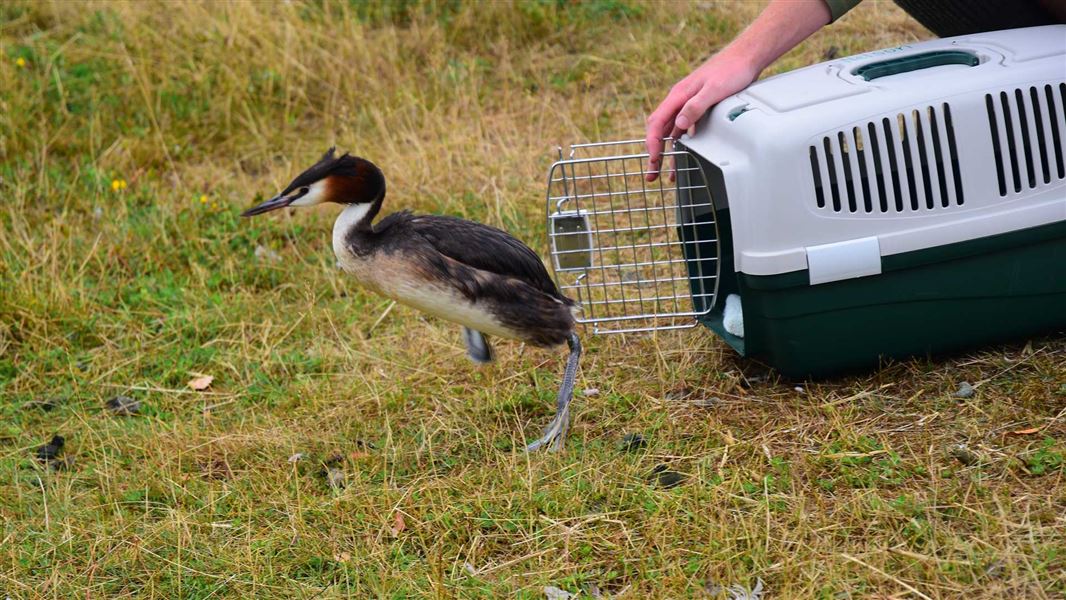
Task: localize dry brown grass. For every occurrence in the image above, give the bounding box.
[1,1,1063,597]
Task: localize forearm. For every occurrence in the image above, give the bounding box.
[719,0,832,77]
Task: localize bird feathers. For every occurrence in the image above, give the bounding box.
[375,213,569,303]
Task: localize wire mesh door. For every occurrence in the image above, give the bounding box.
[546,139,720,334]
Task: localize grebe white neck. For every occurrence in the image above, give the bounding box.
[332,202,375,267]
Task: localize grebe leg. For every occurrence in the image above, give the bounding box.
[462,327,494,364]
[526,333,581,452]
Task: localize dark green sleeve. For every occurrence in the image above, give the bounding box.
[824,0,863,22]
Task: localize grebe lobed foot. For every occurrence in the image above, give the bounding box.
[525,405,570,452]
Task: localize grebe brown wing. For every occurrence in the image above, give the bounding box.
[398,214,568,302]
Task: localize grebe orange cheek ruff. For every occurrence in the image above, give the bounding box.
[242,148,581,452]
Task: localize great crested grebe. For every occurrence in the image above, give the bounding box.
[242,148,580,451]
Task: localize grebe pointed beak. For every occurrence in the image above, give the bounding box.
[241,193,293,217]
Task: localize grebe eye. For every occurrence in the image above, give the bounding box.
[299,186,310,195]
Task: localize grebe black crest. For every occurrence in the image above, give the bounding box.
[243,148,581,451]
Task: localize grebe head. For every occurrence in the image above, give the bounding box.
[242,147,385,217]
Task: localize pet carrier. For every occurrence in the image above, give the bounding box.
[546,25,1066,377]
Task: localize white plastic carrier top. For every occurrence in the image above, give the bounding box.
[681,25,1066,281]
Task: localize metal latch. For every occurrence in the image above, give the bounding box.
[550,210,592,271]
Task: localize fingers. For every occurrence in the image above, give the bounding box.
[646,83,721,182]
[646,52,760,181]
[644,127,667,182]
[644,113,672,182]
[645,79,720,182]
[674,84,722,133]
[644,87,691,182]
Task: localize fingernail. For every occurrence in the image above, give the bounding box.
[676,115,690,130]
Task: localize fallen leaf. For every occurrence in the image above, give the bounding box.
[333,551,351,562]
[287,453,305,463]
[1011,427,1040,435]
[391,511,406,537]
[188,375,214,391]
[350,451,370,460]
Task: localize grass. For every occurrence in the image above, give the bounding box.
[1,0,1064,597]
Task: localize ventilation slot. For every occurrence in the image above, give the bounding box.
[809,104,964,213]
[985,83,1066,196]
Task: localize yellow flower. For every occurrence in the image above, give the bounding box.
[110,178,127,192]
[210,202,218,209]
[199,194,208,204]
[15,57,26,68]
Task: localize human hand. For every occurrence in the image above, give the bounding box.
[644,53,758,182]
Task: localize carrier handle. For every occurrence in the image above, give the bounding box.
[851,50,979,81]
